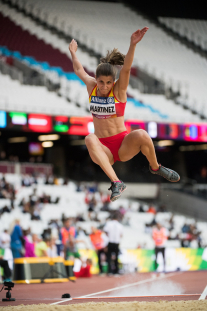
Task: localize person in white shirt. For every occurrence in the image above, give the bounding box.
[0,230,11,249]
[47,237,58,258]
[104,212,123,275]
[0,229,13,271]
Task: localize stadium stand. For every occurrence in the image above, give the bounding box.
[0,72,86,116]
[0,1,204,122]
[158,17,207,51]
[3,0,206,118]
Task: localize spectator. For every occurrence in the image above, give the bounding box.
[31,199,43,220]
[53,176,59,185]
[138,205,145,213]
[30,188,38,207]
[0,205,10,216]
[10,220,23,258]
[40,192,51,204]
[100,191,110,204]
[90,227,108,275]
[35,236,49,257]
[0,151,6,161]
[76,182,83,192]
[74,259,92,278]
[64,233,87,260]
[87,194,97,220]
[147,205,157,214]
[0,229,11,249]
[23,229,36,257]
[21,175,31,187]
[182,223,190,233]
[168,214,175,231]
[22,202,31,214]
[61,218,76,246]
[145,223,153,234]
[158,204,167,213]
[63,178,69,186]
[76,213,85,222]
[0,176,15,200]
[152,222,168,272]
[0,255,12,282]
[47,237,58,257]
[0,229,13,271]
[196,166,207,183]
[118,205,126,219]
[45,175,54,185]
[104,212,123,276]
[180,222,201,248]
[149,216,157,227]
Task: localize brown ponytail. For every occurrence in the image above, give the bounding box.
[96,48,125,80]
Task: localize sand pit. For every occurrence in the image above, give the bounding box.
[1,301,207,311]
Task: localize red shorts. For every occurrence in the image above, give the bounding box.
[99,131,128,163]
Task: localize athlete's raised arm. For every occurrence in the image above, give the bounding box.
[69,39,96,94]
[116,27,149,97]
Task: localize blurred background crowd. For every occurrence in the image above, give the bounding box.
[0,172,206,281]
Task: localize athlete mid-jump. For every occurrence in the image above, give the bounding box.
[69,27,180,202]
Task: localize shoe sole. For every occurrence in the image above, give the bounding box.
[158,174,180,182]
[150,169,180,183]
[110,186,127,202]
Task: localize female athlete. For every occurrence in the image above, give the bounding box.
[69,27,180,202]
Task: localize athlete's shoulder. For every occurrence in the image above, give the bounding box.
[112,80,127,104]
[87,78,97,97]
[89,82,97,98]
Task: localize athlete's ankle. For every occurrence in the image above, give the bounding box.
[111,180,121,183]
[150,164,160,171]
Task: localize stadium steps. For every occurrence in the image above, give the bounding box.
[0,11,90,113]
[1,0,165,97]
[124,2,207,60]
[0,1,173,103]
[122,2,207,120]
[0,3,172,121]
[1,0,100,69]
[0,0,205,122]
[158,17,207,58]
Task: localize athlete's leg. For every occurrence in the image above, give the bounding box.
[118,129,159,169]
[85,134,119,182]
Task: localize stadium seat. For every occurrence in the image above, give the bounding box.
[0,1,204,121]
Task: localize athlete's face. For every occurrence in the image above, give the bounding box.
[96,75,114,96]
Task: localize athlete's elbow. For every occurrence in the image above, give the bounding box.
[122,66,131,74]
[73,68,79,75]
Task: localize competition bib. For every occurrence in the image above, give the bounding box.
[90,96,116,119]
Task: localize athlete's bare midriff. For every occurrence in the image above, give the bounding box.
[93,116,126,138]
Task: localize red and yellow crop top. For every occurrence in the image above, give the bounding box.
[89,84,126,119]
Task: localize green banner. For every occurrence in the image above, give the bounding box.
[79,248,207,274]
[0,248,5,257]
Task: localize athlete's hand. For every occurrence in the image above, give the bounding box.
[130,27,149,46]
[69,39,78,54]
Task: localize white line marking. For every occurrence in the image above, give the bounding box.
[50,272,181,305]
[78,272,180,298]
[74,294,199,299]
[199,285,207,300]
[50,298,73,305]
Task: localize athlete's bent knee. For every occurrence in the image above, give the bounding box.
[136,129,151,142]
[85,134,97,148]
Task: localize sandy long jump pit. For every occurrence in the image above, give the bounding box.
[1,301,207,311]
